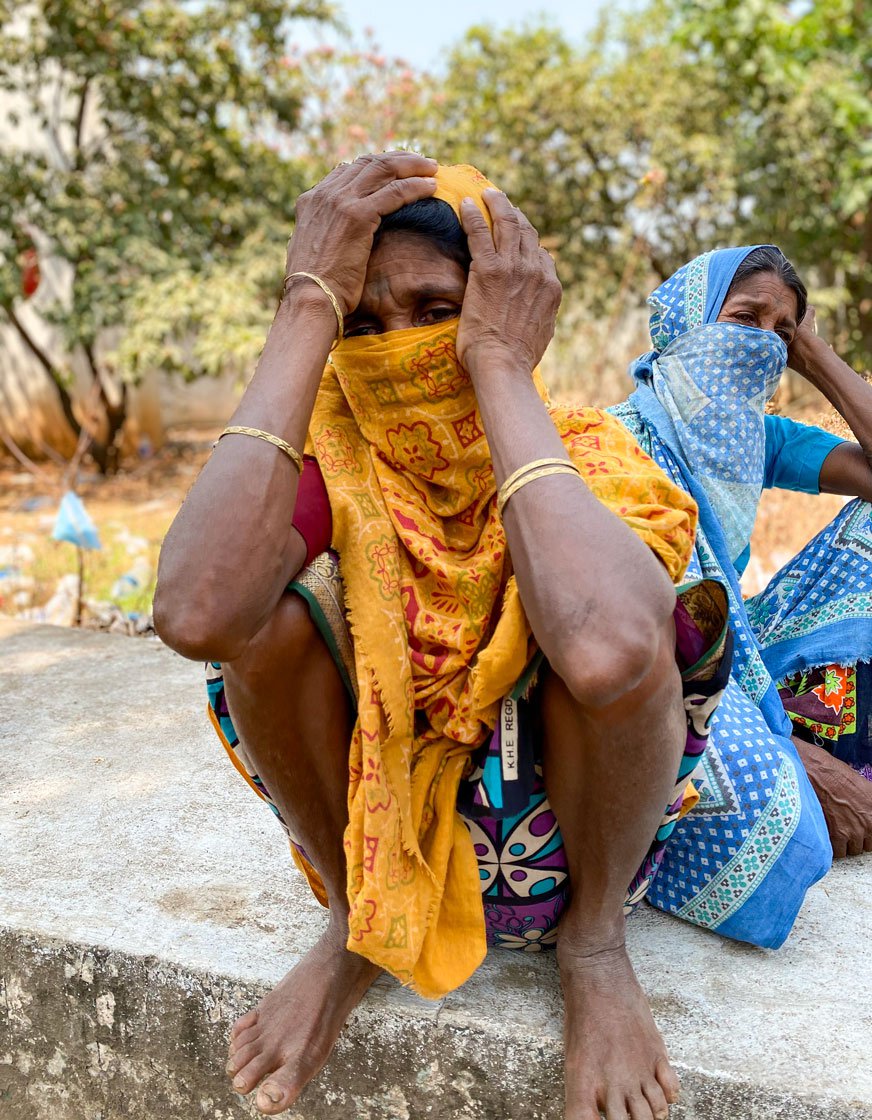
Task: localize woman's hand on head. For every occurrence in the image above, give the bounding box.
[456,189,562,375]
[787,304,823,378]
[285,151,437,320]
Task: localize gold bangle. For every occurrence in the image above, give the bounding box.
[218,426,303,475]
[498,457,578,500]
[283,271,344,347]
[497,463,581,519]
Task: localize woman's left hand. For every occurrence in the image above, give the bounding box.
[787,305,823,379]
[456,189,562,375]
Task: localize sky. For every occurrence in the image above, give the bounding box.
[310,0,609,71]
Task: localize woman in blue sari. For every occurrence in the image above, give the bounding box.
[611,244,872,948]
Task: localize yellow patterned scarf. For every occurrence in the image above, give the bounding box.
[306,166,696,998]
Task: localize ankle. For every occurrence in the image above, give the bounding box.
[556,915,627,964]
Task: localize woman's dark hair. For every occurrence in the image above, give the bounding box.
[372,198,471,272]
[728,246,808,324]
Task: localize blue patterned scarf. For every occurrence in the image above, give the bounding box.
[630,246,786,564]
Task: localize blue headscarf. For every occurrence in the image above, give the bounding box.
[630,246,788,563]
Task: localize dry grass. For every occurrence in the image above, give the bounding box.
[0,430,214,617]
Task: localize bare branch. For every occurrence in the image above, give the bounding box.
[73,76,91,170]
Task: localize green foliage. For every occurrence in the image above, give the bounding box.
[0,0,333,441]
[411,14,743,319]
[116,232,279,382]
[413,0,871,369]
[285,33,425,172]
[675,0,872,367]
[3,0,869,437]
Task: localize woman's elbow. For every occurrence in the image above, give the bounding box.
[152,577,247,663]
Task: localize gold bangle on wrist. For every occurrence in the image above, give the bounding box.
[497,460,580,519]
[498,457,576,498]
[218,426,303,475]
[283,271,344,347]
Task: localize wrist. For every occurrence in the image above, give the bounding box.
[790,333,829,378]
[462,339,535,380]
[278,279,342,339]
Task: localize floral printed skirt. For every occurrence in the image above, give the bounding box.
[779,661,872,782]
[206,554,731,951]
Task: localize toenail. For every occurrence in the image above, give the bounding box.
[233,1075,246,1091]
[225,1061,236,1075]
[261,1083,282,1103]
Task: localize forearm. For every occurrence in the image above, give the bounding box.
[154,287,337,660]
[470,359,676,706]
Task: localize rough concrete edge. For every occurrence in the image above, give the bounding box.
[3,927,870,1120]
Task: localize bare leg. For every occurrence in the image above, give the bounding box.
[793,736,872,858]
[221,594,380,1115]
[541,621,686,1120]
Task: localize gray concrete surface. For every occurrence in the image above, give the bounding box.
[1,615,870,1120]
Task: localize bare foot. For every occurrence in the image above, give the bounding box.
[225,923,380,1114]
[558,938,680,1120]
[793,737,872,858]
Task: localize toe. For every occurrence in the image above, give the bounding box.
[255,1078,296,1115]
[655,1058,680,1104]
[230,1051,274,1096]
[226,1041,269,1084]
[627,1092,654,1120]
[228,1024,261,1058]
[230,1009,258,1039]
[565,1103,601,1120]
[642,1078,670,1119]
[604,1088,630,1119]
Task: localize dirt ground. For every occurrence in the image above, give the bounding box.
[0,428,217,628]
[0,417,850,628]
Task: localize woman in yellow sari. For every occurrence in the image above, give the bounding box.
[156,154,723,1120]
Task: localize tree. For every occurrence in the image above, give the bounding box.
[0,0,332,471]
[412,15,743,306]
[675,0,872,369]
[413,1,871,369]
[116,31,424,388]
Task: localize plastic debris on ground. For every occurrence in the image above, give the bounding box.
[51,491,101,551]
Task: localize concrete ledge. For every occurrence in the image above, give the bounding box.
[1,617,871,1119]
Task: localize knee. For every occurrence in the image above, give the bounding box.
[226,593,321,686]
[552,612,679,712]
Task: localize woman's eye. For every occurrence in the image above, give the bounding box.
[345,322,380,337]
[419,304,460,324]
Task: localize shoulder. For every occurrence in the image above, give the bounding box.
[550,404,655,469]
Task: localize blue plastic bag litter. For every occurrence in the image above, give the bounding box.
[52,491,101,550]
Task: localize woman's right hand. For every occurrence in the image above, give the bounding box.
[285,152,438,320]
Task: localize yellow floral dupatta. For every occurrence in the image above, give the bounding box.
[306,165,697,998]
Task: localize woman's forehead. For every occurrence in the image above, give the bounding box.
[364,232,468,292]
[723,271,798,317]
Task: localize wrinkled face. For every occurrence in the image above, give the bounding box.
[716,271,799,344]
[344,231,467,337]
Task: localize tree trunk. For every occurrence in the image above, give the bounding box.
[3,302,84,442]
[83,341,128,475]
[1,305,128,474]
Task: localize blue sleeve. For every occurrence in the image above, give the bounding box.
[763,414,846,494]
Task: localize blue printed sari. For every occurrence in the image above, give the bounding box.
[609,246,872,948]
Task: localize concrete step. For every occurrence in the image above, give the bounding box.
[1,617,870,1120]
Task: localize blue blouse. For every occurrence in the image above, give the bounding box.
[734,415,845,575]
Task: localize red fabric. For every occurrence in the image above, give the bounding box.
[20,247,40,298]
[293,455,332,566]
